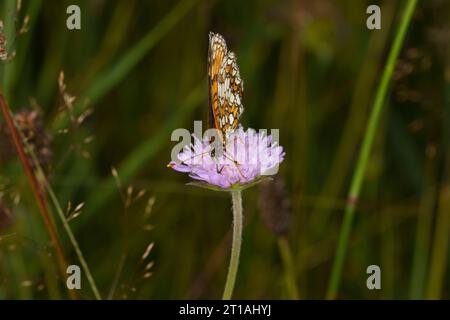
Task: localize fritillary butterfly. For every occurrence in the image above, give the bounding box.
[208,32,244,144]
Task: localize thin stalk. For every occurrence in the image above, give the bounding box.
[0,94,101,300]
[426,52,450,300]
[222,190,243,300]
[1,0,16,86]
[278,237,300,299]
[425,159,450,299]
[69,0,198,116]
[0,94,69,291]
[107,253,127,300]
[86,83,203,216]
[44,180,102,300]
[409,155,436,299]
[326,0,418,299]
[3,0,43,100]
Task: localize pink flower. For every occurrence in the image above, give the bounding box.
[168,127,284,190]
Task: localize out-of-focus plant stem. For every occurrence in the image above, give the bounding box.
[1,0,16,89]
[426,79,450,299]
[278,237,300,299]
[326,0,418,299]
[3,0,42,101]
[54,0,199,132]
[426,172,450,299]
[1,93,101,300]
[0,93,70,296]
[409,155,436,299]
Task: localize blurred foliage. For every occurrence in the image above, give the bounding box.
[0,0,449,299]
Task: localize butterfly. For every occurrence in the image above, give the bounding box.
[208,32,244,145]
[168,33,246,178]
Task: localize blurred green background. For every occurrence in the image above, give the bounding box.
[0,0,449,299]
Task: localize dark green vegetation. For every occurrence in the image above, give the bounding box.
[0,0,449,299]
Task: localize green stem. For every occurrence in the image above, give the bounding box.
[326,0,418,299]
[1,0,16,92]
[425,162,450,299]
[278,237,300,299]
[222,190,243,300]
[107,253,127,300]
[1,97,102,300]
[45,183,102,300]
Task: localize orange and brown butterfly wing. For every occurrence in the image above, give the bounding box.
[217,51,244,138]
[208,32,244,142]
[208,32,227,140]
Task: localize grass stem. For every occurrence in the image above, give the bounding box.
[326,0,418,299]
[0,93,69,294]
[278,237,300,299]
[0,93,101,300]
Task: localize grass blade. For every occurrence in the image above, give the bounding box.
[326,0,418,299]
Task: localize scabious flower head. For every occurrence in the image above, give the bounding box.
[168,127,285,191]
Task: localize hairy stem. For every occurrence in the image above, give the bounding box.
[222,190,243,300]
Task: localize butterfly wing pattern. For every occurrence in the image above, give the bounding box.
[208,32,244,144]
